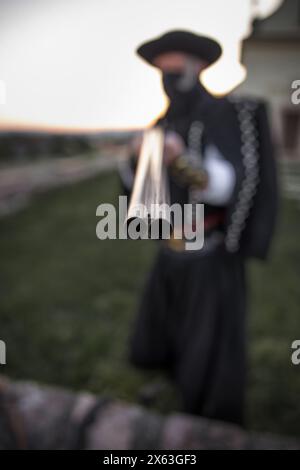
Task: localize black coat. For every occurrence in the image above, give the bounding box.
[154,93,279,260]
[124,93,278,423]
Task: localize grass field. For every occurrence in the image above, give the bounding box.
[0,170,300,437]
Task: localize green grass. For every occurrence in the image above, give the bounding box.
[0,171,300,437]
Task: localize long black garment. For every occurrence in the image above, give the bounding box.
[127,88,278,425]
[130,245,247,425]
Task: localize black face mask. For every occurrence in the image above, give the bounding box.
[162,72,201,102]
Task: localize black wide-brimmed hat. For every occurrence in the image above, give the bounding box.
[137,30,222,67]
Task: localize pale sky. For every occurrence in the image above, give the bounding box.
[0,0,283,131]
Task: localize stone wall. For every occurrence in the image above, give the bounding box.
[0,375,299,450]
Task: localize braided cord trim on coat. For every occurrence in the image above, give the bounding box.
[225,99,260,253]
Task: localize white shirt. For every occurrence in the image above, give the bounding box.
[200,144,236,206]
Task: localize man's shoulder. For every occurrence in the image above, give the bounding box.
[153,112,167,127]
[226,94,267,111]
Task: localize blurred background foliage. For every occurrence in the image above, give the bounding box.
[0,170,299,437]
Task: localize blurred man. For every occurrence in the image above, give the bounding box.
[119,30,278,425]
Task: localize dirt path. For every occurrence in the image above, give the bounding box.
[0,152,126,216]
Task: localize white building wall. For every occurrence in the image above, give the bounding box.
[235,40,300,156]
